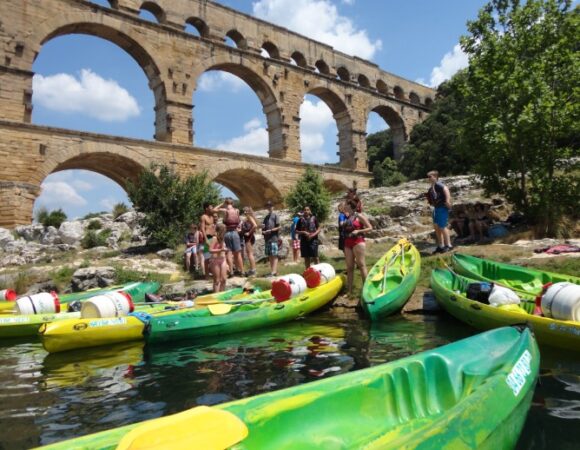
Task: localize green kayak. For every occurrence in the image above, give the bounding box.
[452,253,579,296]
[145,277,343,343]
[0,281,161,314]
[362,238,421,320]
[38,326,539,450]
[431,268,580,351]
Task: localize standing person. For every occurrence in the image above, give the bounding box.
[184,223,199,273]
[346,188,363,213]
[296,206,321,269]
[215,198,244,276]
[209,223,228,292]
[289,213,301,263]
[200,202,217,277]
[262,201,281,277]
[426,170,452,253]
[343,199,373,295]
[241,206,258,276]
[337,203,347,252]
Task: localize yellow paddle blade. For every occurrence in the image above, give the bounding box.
[116,406,248,450]
[207,303,233,315]
[195,296,222,306]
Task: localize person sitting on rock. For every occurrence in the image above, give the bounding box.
[449,205,470,240]
[469,202,499,241]
[184,223,201,273]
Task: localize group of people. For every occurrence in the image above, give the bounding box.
[426,170,500,253]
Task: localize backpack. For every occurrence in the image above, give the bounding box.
[466,282,494,303]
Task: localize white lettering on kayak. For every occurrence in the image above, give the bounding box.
[506,350,532,396]
[88,318,127,328]
[0,317,31,325]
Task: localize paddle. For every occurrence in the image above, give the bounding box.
[207,297,275,316]
[116,406,248,450]
[371,243,407,282]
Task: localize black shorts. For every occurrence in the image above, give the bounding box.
[300,239,319,258]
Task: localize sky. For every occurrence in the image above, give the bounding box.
[32,0,487,219]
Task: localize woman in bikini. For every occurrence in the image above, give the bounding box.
[241,207,258,276]
[209,223,229,292]
[343,199,373,295]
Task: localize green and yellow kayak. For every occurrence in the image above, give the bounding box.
[39,288,257,353]
[38,326,539,450]
[0,281,161,314]
[431,268,580,351]
[146,277,343,343]
[452,253,579,296]
[362,238,421,320]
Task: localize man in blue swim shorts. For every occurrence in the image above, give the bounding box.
[426,170,453,254]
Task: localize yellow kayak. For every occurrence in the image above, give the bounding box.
[40,288,262,353]
[431,268,580,351]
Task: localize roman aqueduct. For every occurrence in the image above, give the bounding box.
[0,0,435,228]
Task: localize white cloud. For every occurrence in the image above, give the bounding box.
[253,0,381,60]
[420,44,468,87]
[71,179,93,191]
[99,197,118,211]
[342,0,355,4]
[33,69,140,121]
[215,118,269,156]
[38,181,87,208]
[197,72,247,92]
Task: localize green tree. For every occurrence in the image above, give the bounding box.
[127,164,220,247]
[399,72,473,180]
[367,129,394,171]
[285,167,331,222]
[461,0,579,236]
[36,207,67,228]
[372,157,407,187]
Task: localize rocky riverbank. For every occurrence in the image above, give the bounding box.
[0,175,578,299]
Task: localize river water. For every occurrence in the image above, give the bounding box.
[0,309,578,449]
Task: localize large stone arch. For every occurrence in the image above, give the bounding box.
[323,178,349,194]
[210,166,283,208]
[304,86,354,168]
[367,104,407,160]
[32,20,169,140]
[191,60,284,159]
[48,152,146,190]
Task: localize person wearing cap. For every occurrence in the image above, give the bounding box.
[262,201,281,277]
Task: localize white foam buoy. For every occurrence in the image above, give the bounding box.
[0,289,17,301]
[15,292,60,315]
[303,263,336,288]
[272,274,307,302]
[81,291,135,318]
[541,282,580,322]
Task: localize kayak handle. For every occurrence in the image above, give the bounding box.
[275,304,285,310]
[470,304,482,310]
[449,296,457,302]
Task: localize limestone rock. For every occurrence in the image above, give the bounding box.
[71,266,116,291]
[14,224,44,242]
[0,228,15,249]
[40,226,61,245]
[58,221,84,246]
[157,248,176,260]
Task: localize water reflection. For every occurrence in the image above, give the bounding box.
[0,311,577,449]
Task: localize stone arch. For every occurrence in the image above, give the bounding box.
[409,92,421,105]
[261,41,280,59]
[323,178,349,194]
[212,168,283,208]
[37,22,167,140]
[369,104,407,160]
[47,152,146,190]
[425,97,434,108]
[226,29,247,49]
[290,51,308,68]
[305,86,354,168]
[185,17,209,38]
[192,60,283,158]
[376,79,388,95]
[358,74,370,89]
[337,66,350,82]
[315,59,330,75]
[394,85,405,101]
[140,2,166,23]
